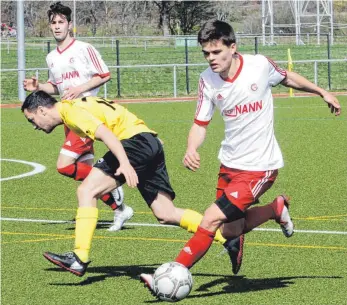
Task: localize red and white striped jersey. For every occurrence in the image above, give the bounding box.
[46,39,110,97]
[195,53,286,171]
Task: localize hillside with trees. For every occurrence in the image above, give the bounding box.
[1,1,347,37]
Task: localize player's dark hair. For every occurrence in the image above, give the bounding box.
[21,91,58,112]
[198,20,236,46]
[47,2,72,23]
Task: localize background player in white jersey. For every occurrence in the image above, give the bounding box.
[23,2,132,232]
[140,19,341,288]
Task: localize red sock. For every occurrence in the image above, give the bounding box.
[74,162,92,181]
[175,226,215,269]
[57,162,92,181]
[101,194,118,210]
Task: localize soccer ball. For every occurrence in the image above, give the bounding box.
[153,262,193,302]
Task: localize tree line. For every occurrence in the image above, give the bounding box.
[1,1,346,37]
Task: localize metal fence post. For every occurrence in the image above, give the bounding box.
[47,41,51,78]
[255,37,259,54]
[116,40,121,97]
[173,65,177,98]
[327,34,331,90]
[185,38,190,94]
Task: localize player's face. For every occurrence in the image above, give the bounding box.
[49,14,72,42]
[24,108,56,134]
[201,40,236,76]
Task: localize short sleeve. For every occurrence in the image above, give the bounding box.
[82,44,110,78]
[194,77,215,126]
[46,57,56,85]
[266,57,287,87]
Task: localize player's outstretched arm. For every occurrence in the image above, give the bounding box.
[61,75,111,100]
[95,124,138,188]
[23,76,59,95]
[281,71,341,116]
[183,123,207,171]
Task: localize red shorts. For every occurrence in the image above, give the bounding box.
[216,165,278,212]
[60,126,94,159]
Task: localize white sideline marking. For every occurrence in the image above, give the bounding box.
[1,217,347,235]
[0,159,46,181]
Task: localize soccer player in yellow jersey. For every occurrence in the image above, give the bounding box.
[21,90,235,277]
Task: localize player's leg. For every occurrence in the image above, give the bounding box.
[133,133,227,244]
[215,166,245,275]
[149,193,226,244]
[56,127,132,230]
[140,200,242,291]
[222,170,293,238]
[240,194,293,237]
[43,162,121,276]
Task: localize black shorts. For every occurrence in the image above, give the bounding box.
[94,132,175,206]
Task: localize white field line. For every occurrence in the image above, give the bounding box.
[0,159,46,181]
[1,217,347,235]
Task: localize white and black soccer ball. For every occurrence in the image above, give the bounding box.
[153,262,193,302]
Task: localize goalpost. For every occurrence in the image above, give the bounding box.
[262,0,334,46]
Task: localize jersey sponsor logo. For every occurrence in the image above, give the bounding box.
[62,70,80,81]
[251,83,258,91]
[69,57,75,63]
[223,100,263,117]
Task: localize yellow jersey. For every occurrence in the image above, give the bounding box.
[56,96,156,140]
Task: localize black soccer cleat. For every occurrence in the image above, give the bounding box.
[223,234,245,275]
[43,251,90,277]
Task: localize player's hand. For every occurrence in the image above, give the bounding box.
[183,149,200,172]
[23,76,39,92]
[322,92,341,116]
[115,162,138,188]
[61,86,84,100]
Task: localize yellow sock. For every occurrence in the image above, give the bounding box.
[74,207,98,262]
[180,209,226,245]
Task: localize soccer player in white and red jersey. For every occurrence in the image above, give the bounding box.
[140,20,341,289]
[23,2,133,231]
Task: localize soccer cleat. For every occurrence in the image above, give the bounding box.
[140,273,156,297]
[43,251,90,277]
[223,234,245,275]
[111,186,124,206]
[274,195,294,238]
[107,204,134,232]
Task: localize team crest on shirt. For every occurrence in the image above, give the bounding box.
[251,83,258,91]
[216,93,224,101]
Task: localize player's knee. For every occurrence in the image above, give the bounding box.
[57,164,76,178]
[200,205,223,228]
[77,182,95,202]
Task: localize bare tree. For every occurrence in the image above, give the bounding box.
[153,1,175,36]
[171,1,214,35]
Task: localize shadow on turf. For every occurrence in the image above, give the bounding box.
[189,274,342,299]
[46,264,342,300]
